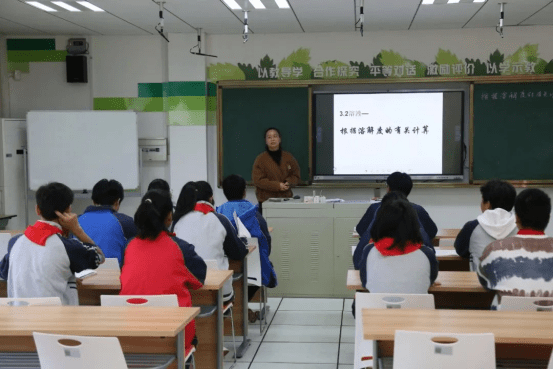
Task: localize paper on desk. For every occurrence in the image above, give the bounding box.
[435,249,458,257]
[325,198,344,203]
[351,245,356,256]
[75,269,97,279]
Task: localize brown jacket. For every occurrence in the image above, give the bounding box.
[252,151,301,203]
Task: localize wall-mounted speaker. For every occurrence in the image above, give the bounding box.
[66,55,88,83]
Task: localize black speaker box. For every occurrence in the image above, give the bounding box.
[66,55,88,83]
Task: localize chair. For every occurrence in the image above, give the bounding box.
[0,297,61,306]
[393,330,495,369]
[499,296,553,312]
[547,349,553,369]
[0,233,11,257]
[100,294,194,367]
[98,258,120,271]
[354,292,435,369]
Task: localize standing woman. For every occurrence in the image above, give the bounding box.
[252,127,301,213]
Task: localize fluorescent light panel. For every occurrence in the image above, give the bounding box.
[473,0,486,2]
[51,1,81,11]
[76,1,105,11]
[421,0,434,4]
[249,0,266,9]
[275,0,290,9]
[447,0,461,3]
[26,1,57,11]
[222,0,242,10]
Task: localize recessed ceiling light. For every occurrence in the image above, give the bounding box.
[249,0,266,9]
[51,1,81,11]
[76,1,105,12]
[222,0,242,10]
[473,0,486,2]
[26,1,57,11]
[421,0,434,4]
[447,0,461,3]
[275,0,290,9]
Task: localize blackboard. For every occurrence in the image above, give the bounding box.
[473,82,553,181]
[220,87,310,183]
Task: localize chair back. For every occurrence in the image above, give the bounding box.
[98,258,120,271]
[33,332,127,369]
[500,296,553,312]
[547,348,553,369]
[204,259,219,270]
[101,294,178,307]
[354,292,435,369]
[393,330,495,369]
[0,233,11,258]
[0,297,62,306]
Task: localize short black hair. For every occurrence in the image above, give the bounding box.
[195,181,213,202]
[147,178,170,193]
[386,172,413,197]
[222,174,246,201]
[91,179,124,206]
[371,198,423,251]
[480,180,516,211]
[36,182,74,221]
[515,189,551,231]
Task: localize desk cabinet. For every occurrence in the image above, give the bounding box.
[265,202,369,298]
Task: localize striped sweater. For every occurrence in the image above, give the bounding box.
[477,232,553,303]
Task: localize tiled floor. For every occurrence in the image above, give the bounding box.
[223,297,355,369]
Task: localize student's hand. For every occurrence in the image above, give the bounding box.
[279,182,290,191]
[55,211,81,235]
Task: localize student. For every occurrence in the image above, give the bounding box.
[78,179,137,267]
[172,181,249,302]
[455,180,517,270]
[147,178,171,194]
[0,182,105,305]
[120,189,206,351]
[217,174,278,321]
[356,172,437,246]
[359,197,438,294]
[478,189,553,307]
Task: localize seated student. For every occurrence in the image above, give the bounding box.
[353,191,432,270]
[148,178,171,194]
[120,189,206,351]
[356,172,437,243]
[455,180,517,270]
[359,197,438,294]
[172,181,249,302]
[78,179,137,267]
[217,174,278,320]
[478,189,553,308]
[0,182,105,305]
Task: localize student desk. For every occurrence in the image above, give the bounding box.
[77,268,233,369]
[435,245,470,271]
[226,245,256,358]
[0,229,23,237]
[432,228,461,246]
[363,309,553,369]
[347,270,494,309]
[0,305,199,369]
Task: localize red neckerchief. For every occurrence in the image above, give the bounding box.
[374,237,422,256]
[194,202,215,215]
[517,229,546,235]
[24,221,62,246]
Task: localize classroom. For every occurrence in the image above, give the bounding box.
[1,0,553,368]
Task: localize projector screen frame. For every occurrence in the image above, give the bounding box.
[312,82,469,182]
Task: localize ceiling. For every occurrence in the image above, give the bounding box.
[0,0,552,36]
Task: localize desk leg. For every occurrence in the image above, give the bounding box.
[235,261,251,358]
[177,330,185,369]
[372,340,379,369]
[217,289,223,369]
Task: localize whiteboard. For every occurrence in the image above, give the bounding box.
[27,111,139,191]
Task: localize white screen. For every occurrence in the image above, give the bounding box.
[333,93,443,175]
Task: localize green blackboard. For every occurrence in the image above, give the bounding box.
[221,87,310,183]
[473,82,553,181]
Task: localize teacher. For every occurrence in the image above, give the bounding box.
[252,127,301,212]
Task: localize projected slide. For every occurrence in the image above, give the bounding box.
[333,93,443,175]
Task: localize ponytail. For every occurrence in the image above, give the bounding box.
[172,182,198,231]
[134,189,173,240]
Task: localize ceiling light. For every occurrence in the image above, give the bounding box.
[275,0,290,9]
[249,0,266,9]
[26,1,57,11]
[51,1,81,11]
[421,0,434,4]
[447,0,461,3]
[222,0,242,10]
[76,1,105,11]
[473,0,486,2]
